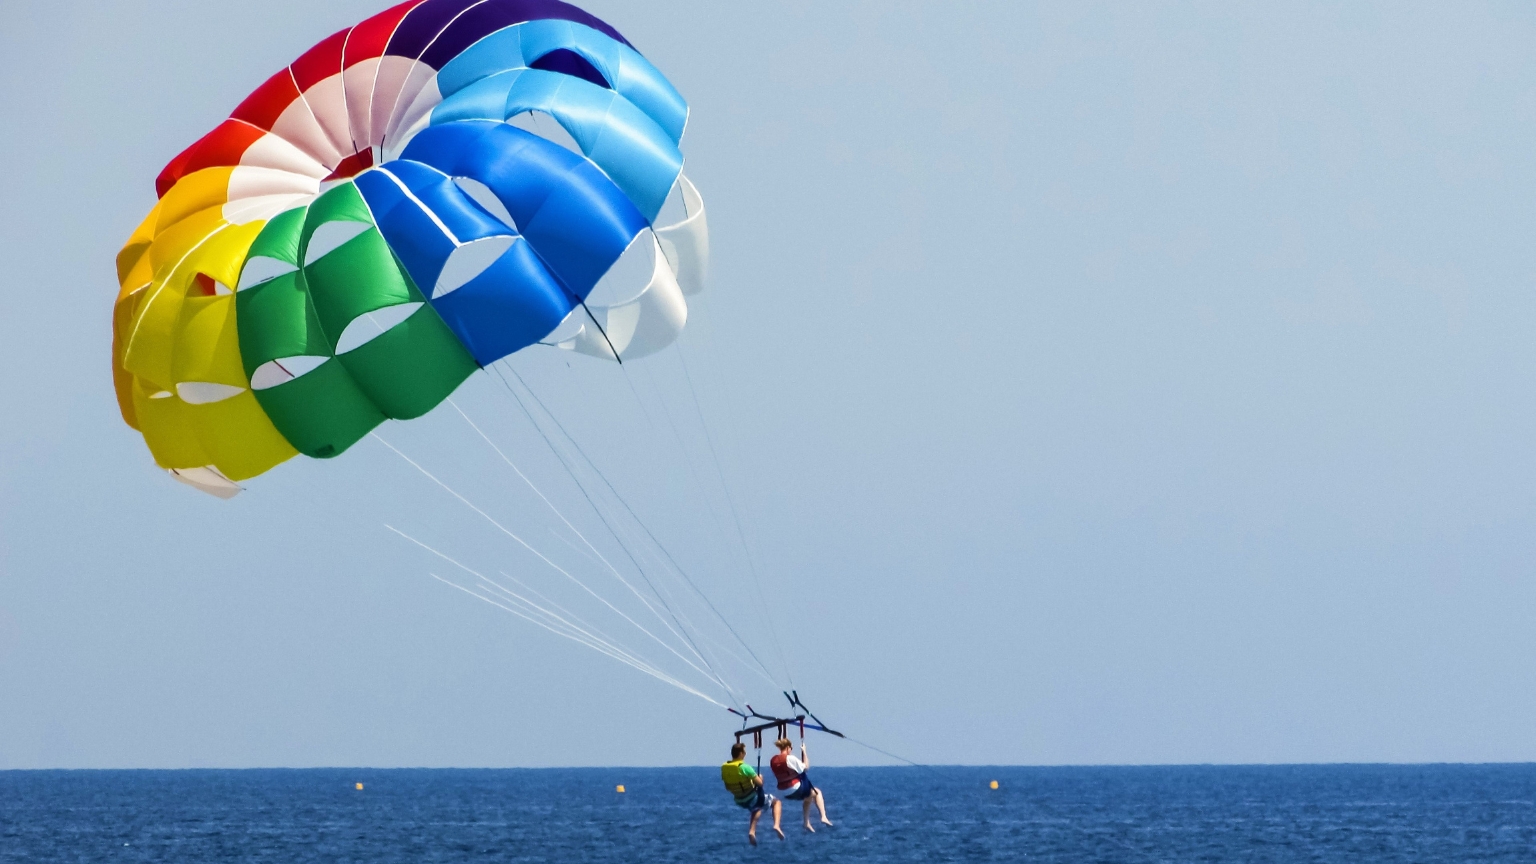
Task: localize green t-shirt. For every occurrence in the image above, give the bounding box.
[721,760,759,802]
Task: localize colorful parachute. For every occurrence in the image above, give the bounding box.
[112,0,708,498]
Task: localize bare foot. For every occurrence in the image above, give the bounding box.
[804,822,816,833]
[821,818,834,826]
[773,825,785,840]
[748,830,758,847]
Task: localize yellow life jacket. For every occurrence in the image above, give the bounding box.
[720,759,758,799]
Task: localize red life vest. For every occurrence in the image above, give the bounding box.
[769,753,800,790]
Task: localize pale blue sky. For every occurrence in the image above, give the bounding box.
[3,0,1535,769]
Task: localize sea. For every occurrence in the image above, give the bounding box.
[3,764,1534,862]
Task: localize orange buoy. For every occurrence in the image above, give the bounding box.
[616,784,626,793]
[989,780,999,790]
[356,782,364,791]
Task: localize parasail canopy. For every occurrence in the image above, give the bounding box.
[113,0,710,498]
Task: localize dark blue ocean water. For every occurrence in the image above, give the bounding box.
[3,765,1535,862]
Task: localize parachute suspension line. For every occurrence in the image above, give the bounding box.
[489,567,638,658]
[484,365,752,706]
[672,340,797,690]
[549,527,611,569]
[488,371,772,696]
[627,360,722,535]
[369,431,732,697]
[580,510,775,693]
[623,356,789,688]
[493,363,782,689]
[385,525,722,705]
[449,395,724,675]
[422,575,724,708]
[621,359,773,658]
[586,495,723,683]
[505,361,781,691]
[663,298,796,694]
[444,397,738,705]
[583,508,778,692]
[404,537,732,712]
[534,483,773,697]
[608,360,767,680]
[422,571,726,709]
[472,386,729,694]
[376,438,731,702]
[480,567,757,705]
[472,570,685,682]
[491,364,698,610]
[579,300,623,365]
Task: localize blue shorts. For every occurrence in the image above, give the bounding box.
[783,777,816,801]
[734,787,775,812]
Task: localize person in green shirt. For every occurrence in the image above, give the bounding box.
[721,741,783,845]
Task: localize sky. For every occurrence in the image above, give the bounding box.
[3,0,1536,769]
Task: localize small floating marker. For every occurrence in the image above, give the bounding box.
[989,780,999,790]
[616,784,626,793]
[356,782,364,791]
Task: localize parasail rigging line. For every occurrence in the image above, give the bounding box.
[493,362,782,688]
[445,398,735,700]
[393,524,645,666]
[587,505,773,697]
[621,364,787,691]
[371,431,731,694]
[405,533,707,694]
[431,573,726,708]
[398,532,696,691]
[475,569,661,667]
[628,358,729,548]
[488,569,590,629]
[549,526,608,569]
[376,442,724,701]
[389,522,725,706]
[483,565,751,705]
[486,370,752,708]
[497,361,763,676]
[492,363,711,621]
[578,299,624,365]
[581,362,787,694]
[452,395,714,671]
[656,343,796,689]
[474,576,659,677]
[664,299,804,692]
[491,568,645,661]
[539,501,771,696]
[586,510,779,692]
[448,396,738,702]
[500,361,782,691]
[622,356,786,682]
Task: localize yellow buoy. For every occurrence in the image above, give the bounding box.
[616,784,626,793]
[356,783,364,791]
[989,780,999,790]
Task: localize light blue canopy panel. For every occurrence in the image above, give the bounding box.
[429,67,682,222]
[436,19,688,144]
